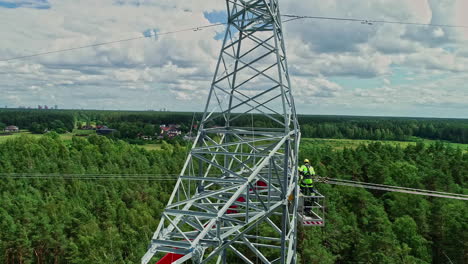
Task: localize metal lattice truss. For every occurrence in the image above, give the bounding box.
[143,1,300,263]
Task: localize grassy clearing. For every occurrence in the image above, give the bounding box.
[0,131,42,143]
[301,138,412,149]
[139,144,163,151]
[301,138,468,152]
[73,129,96,135]
[0,131,76,144]
[410,137,468,151]
[2,131,466,153]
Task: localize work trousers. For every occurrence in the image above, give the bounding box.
[300,185,315,196]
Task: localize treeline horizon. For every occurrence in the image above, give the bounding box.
[1,109,468,143]
[2,107,467,121]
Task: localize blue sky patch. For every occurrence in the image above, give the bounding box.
[143,28,159,39]
[0,0,50,9]
[330,77,383,90]
[204,10,226,24]
[204,10,228,40]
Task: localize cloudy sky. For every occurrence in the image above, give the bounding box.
[0,0,467,118]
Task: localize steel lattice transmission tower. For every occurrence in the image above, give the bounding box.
[143,0,300,263]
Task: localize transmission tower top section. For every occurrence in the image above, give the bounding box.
[143,1,301,263]
[201,0,298,132]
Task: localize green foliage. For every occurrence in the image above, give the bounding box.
[0,130,466,263]
[2,109,467,143]
[30,122,46,134]
[299,141,467,264]
[0,110,74,134]
[299,116,468,143]
[0,135,184,263]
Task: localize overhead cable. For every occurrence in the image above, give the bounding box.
[0,22,227,62]
[2,14,468,62]
[0,18,297,62]
[2,173,467,201]
[324,177,468,198]
[0,173,179,180]
[282,14,468,29]
[325,178,468,201]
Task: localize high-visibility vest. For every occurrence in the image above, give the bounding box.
[299,165,315,187]
[300,175,313,187]
[299,164,315,176]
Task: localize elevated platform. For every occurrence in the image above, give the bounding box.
[298,192,325,227]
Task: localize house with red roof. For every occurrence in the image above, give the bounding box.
[159,124,182,138]
[4,125,19,133]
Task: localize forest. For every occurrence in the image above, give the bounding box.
[0,133,466,263]
[0,110,74,134]
[1,109,468,143]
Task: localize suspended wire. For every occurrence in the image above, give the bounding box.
[2,173,467,200]
[0,173,180,176]
[325,178,468,201]
[0,17,299,62]
[281,14,468,29]
[0,22,227,62]
[3,13,468,63]
[324,177,468,198]
[0,173,179,178]
[0,173,179,181]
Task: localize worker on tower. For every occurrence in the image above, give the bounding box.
[299,159,316,196]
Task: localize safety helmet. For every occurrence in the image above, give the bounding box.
[304,159,309,163]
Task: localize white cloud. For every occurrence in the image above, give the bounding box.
[0,0,466,117]
[293,77,342,102]
[432,28,445,38]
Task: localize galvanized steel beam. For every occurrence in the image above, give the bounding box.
[142,1,299,263]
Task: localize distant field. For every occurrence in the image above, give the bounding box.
[0,130,88,144]
[302,138,468,152]
[73,129,96,135]
[2,131,467,153]
[0,131,43,143]
[140,144,163,151]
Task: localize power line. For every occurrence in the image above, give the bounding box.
[325,178,468,201]
[2,14,467,63]
[282,14,468,29]
[2,173,467,200]
[0,22,227,62]
[324,177,468,198]
[0,173,180,179]
[0,18,297,62]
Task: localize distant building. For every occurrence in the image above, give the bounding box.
[96,127,116,135]
[4,125,19,133]
[159,124,182,138]
[139,134,153,140]
[161,124,181,129]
